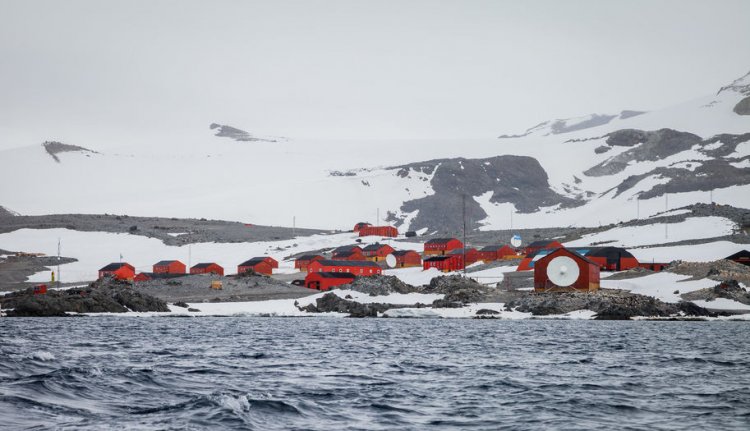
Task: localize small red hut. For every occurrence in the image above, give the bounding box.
[584,247,639,271]
[295,254,325,271]
[190,263,224,276]
[392,250,422,268]
[423,255,464,272]
[98,263,135,280]
[362,243,395,262]
[332,249,366,261]
[726,250,750,267]
[449,248,480,265]
[534,248,600,292]
[153,260,186,274]
[307,259,382,276]
[304,272,356,291]
[478,245,517,262]
[424,238,463,256]
[358,225,398,237]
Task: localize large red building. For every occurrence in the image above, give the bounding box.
[534,248,600,292]
[392,250,422,268]
[424,238,463,256]
[358,225,398,237]
[449,248,480,266]
[98,262,135,280]
[362,243,395,262]
[294,254,325,271]
[308,259,382,276]
[304,272,356,291]
[153,260,186,274]
[423,255,464,272]
[190,263,224,276]
[478,245,517,262]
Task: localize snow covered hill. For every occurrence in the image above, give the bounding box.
[0,72,748,233]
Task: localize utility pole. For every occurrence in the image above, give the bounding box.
[293,216,296,237]
[510,208,513,231]
[377,208,380,226]
[636,197,640,219]
[462,195,467,277]
[57,238,61,288]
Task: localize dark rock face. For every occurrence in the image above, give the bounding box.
[42,141,97,163]
[734,96,750,115]
[503,291,715,320]
[427,275,489,304]
[209,123,277,143]
[345,275,420,295]
[586,129,702,177]
[1,283,170,317]
[299,292,412,317]
[393,155,582,233]
[682,280,750,306]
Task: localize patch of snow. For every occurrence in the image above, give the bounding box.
[630,240,746,263]
[601,272,716,303]
[729,159,750,169]
[691,298,750,311]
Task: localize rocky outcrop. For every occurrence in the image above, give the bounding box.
[392,155,583,232]
[345,275,420,295]
[667,260,750,286]
[426,275,490,303]
[734,96,750,115]
[682,280,750,305]
[0,282,170,317]
[298,292,420,317]
[42,141,97,163]
[503,290,716,320]
[209,123,278,143]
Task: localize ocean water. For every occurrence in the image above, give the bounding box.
[1,318,749,430]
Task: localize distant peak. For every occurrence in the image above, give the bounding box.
[498,110,645,139]
[209,123,285,143]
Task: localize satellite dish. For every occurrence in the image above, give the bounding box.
[546,256,579,287]
[385,254,397,268]
[510,234,522,248]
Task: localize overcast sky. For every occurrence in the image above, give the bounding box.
[1,0,749,142]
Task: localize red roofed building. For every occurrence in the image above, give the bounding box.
[358,225,398,237]
[392,250,422,268]
[423,255,464,272]
[362,243,395,262]
[449,248,480,266]
[523,240,563,257]
[190,263,224,276]
[478,245,517,262]
[98,263,135,281]
[295,254,325,271]
[534,248,600,292]
[153,260,186,274]
[424,238,463,256]
[308,259,382,276]
[332,249,366,261]
[238,257,277,275]
[304,272,356,291]
[353,222,372,232]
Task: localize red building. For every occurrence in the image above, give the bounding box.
[726,250,750,267]
[358,225,398,237]
[332,249,367,261]
[449,248,480,265]
[392,250,422,268]
[153,260,186,274]
[238,257,276,275]
[331,245,363,257]
[308,259,382,276]
[533,248,600,292]
[423,255,464,272]
[98,262,135,280]
[304,272,356,291]
[424,238,463,256]
[523,240,563,257]
[190,262,224,276]
[584,247,639,271]
[295,254,325,271]
[362,243,395,262]
[478,245,517,262]
[353,222,372,232]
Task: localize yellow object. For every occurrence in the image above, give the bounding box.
[51,271,55,283]
[210,280,223,290]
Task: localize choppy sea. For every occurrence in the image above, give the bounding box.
[1,317,749,430]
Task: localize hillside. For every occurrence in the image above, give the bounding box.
[0,72,748,235]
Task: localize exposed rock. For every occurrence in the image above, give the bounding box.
[475,308,500,315]
[503,290,716,319]
[427,275,490,304]
[209,123,278,143]
[682,280,750,305]
[667,260,750,286]
[173,301,189,308]
[734,96,750,115]
[345,275,420,295]
[431,298,464,308]
[42,141,97,163]
[299,292,409,317]
[0,282,170,317]
[188,308,201,312]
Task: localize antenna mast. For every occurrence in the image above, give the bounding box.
[57,238,61,288]
[462,194,467,277]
